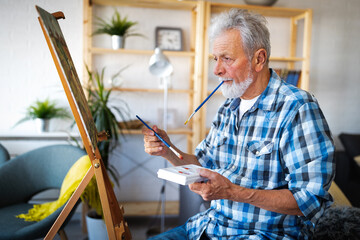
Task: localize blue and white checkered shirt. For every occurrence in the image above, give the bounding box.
[186,69,335,240]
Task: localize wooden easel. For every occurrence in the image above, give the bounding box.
[35,6,131,240]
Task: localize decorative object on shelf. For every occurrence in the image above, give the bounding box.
[148,47,174,233]
[244,0,278,6]
[155,27,183,51]
[14,98,71,133]
[117,119,144,129]
[273,69,301,87]
[93,9,143,49]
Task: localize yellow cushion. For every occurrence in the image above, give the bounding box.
[17,155,91,222]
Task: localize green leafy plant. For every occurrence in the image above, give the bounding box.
[93,9,143,38]
[85,65,130,185]
[15,99,71,125]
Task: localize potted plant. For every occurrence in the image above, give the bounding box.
[93,9,143,49]
[85,65,130,180]
[14,99,71,132]
[82,65,130,239]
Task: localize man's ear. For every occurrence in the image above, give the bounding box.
[253,48,267,72]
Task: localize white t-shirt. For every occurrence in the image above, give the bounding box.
[239,96,260,119]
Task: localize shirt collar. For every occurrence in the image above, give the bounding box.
[228,68,281,113]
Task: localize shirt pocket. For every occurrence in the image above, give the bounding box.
[242,140,275,184]
[246,140,274,157]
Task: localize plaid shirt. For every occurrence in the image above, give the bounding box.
[186,69,335,240]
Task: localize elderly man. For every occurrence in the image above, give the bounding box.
[142,8,335,240]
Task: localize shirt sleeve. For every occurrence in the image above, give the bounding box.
[280,101,335,225]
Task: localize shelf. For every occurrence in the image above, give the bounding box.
[210,3,309,18]
[90,47,195,57]
[111,87,194,94]
[91,0,198,11]
[270,57,305,62]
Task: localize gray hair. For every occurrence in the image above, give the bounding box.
[209,8,271,62]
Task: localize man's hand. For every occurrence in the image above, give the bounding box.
[142,125,171,158]
[189,169,235,201]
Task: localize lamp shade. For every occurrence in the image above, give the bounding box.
[149,48,173,77]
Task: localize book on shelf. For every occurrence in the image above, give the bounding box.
[274,68,301,87]
[157,164,207,185]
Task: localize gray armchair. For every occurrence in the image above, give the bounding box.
[0,143,10,166]
[0,144,86,240]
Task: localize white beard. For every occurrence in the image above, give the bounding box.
[220,76,253,99]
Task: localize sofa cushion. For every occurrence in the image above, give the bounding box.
[338,133,360,179]
[339,133,360,158]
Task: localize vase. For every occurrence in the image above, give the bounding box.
[35,118,50,133]
[111,35,125,49]
[86,210,109,240]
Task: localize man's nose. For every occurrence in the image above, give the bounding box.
[213,61,224,76]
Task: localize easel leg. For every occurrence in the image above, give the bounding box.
[45,166,94,240]
[58,229,68,240]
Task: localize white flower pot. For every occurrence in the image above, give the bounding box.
[86,210,109,240]
[35,118,50,133]
[111,35,125,49]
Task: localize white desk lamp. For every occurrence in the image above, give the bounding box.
[148,47,173,233]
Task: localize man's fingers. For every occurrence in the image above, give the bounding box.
[144,139,164,148]
[144,134,160,142]
[142,127,155,136]
[198,168,215,179]
[145,146,163,155]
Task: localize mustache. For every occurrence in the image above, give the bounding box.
[219,77,233,82]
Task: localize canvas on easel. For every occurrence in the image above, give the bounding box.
[35,5,131,240]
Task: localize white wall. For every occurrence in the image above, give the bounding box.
[1,0,360,201]
[0,0,83,132]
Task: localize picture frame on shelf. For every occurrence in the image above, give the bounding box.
[155,27,183,51]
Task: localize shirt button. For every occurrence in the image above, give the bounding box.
[231,165,236,170]
[216,204,221,211]
[255,151,260,155]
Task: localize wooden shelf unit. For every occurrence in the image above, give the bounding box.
[195,2,313,143]
[83,0,312,155]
